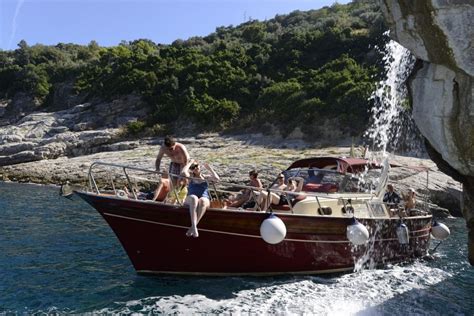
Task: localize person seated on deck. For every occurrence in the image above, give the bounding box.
[225,170,263,209]
[402,188,417,216]
[249,169,263,189]
[276,177,305,207]
[123,172,170,201]
[226,191,246,208]
[241,174,263,208]
[167,176,188,204]
[152,169,171,202]
[182,159,220,238]
[251,173,287,211]
[383,184,401,216]
[253,176,304,211]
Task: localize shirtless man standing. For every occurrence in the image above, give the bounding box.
[155,136,190,182]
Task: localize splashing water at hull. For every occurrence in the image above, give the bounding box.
[365,34,423,156]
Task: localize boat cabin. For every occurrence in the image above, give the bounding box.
[279,156,383,194]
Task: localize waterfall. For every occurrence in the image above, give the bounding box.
[364,33,423,156]
[353,35,421,272]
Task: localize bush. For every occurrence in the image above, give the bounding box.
[126,120,146,135]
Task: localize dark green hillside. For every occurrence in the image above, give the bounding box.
[0,0,386,140]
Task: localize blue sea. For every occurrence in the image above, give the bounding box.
[1,182,473,315]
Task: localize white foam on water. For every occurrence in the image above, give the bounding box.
[94,262,452,315]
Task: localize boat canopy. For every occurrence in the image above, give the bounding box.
[286,157,381,174]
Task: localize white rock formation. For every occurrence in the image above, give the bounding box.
[380,0,474,263]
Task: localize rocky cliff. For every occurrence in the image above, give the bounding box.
[0,95,148,166]
[380,0,474,263]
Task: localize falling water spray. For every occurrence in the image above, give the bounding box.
[364,33,423,156]
[354,34,422,272]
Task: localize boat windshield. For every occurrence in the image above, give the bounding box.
[278,167,382,194]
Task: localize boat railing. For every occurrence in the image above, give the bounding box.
[86,162,290,208]
[88,161,362,212]
[87,161,223,206]
[83,161,433,219]
[88,161,164,196]
[86,161,388,217]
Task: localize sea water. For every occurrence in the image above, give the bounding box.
[0,182,473,315]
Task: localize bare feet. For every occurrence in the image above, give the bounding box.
[186,226,199,237]
[186,228,193,237]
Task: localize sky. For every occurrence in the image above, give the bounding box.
[0,0,350,51]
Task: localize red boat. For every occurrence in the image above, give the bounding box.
[73,157,439,276]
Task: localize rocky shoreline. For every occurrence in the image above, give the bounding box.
[0,133,462,217]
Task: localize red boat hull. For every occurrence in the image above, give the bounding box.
[77,192,433,275]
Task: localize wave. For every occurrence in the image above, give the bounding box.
[92,262,454,315]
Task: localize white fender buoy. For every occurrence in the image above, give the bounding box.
[60,182,73,197]
[431,222,450,240]
[116,189,127,199]
[396,222,410,245]
[346,217,369,245]
[260,214,287,244]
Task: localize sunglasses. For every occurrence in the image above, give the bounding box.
[190,164,199,170]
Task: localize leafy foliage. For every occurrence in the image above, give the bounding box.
[0,0,386,139]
